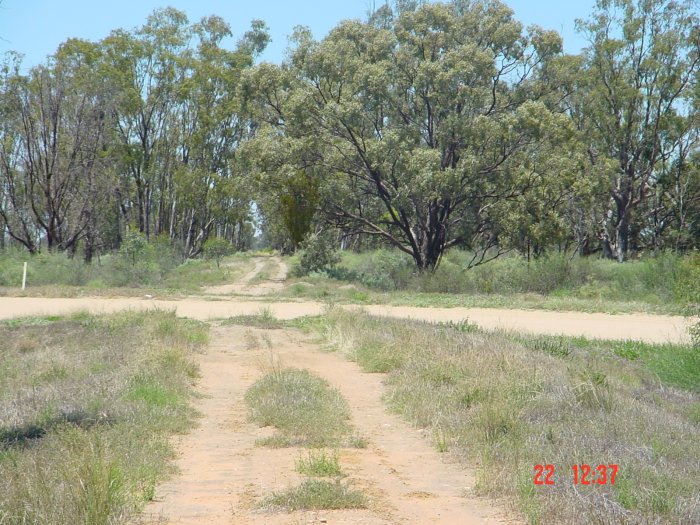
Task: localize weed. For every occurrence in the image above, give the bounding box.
[295,450,343,477]
[260,479,366,511]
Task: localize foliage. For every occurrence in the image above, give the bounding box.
[0,9,268,261]
[297,233,342,276]
[574,0,700,261]
[1,0,700,273]
[203,237,234,268]
[243,0,591,271]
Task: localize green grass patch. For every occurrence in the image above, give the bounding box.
[0,310,207,524]
[509,332,700,393]
[260,479,366,511]
[245,368,353,447]
[295,450,343,477]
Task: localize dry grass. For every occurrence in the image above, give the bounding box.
[245,368,354,448]
[260,479,367,511]
[319,309,700,524]
[0,310,208,524]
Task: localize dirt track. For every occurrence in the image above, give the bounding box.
[0,257,692,524]
[138,325,516,525]
[0,297,689,344]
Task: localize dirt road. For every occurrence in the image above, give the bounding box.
[137,325,517,525]
[203,256,288,296]
[1,257,692,524]
[0,296,689,343]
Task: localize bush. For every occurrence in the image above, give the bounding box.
[203,237,234,268]
[674,253,700,305]
[331,248,690,305]
[341,249,414,290]
[297,233,341,276]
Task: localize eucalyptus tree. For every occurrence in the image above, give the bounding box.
[575,0,700,261]
[101,8,191,239]
[170,16,269,256]
[0,40,113,258]
[243,0,578,270]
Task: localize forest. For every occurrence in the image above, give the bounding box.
[1,0,699,272]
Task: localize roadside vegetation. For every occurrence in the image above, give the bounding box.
[317,309,700,524]
[0,243,253,295]
[0,310,208,524]
[283,249,700,315]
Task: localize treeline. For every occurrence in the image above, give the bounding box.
[0,9,268,260]
[1,0,700,270]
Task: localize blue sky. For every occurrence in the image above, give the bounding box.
[0,0,594,69]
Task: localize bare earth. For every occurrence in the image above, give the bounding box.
[136,325,517,525]
[0,298,689,344]
[0,257,691,524]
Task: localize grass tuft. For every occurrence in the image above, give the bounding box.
[295,450,343,477]
[260,479,366,511]
[245,368,352,447]
[224,307,286,329]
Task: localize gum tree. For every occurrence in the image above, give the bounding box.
[244,0,578,270]
[576,0,700,261]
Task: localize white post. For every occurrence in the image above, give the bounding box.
[22,261,27,290]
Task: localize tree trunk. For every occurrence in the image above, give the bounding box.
[615,210,630,263]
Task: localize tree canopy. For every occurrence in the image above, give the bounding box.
[1,0,698,270]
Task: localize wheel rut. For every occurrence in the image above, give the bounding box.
[135,324,518,525]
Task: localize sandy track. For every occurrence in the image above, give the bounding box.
[0,296,689,343]
[137,325,516,525]
[204,257,288,296]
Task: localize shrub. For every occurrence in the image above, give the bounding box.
[297,233,341,276]
[203,237,234,268]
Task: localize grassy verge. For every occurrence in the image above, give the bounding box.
[245,368,357,447]
[0,247,252,296]
[0,310,208,524]
[278,278,687,315]
[317,309,700,524]
[281,249,700,315]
